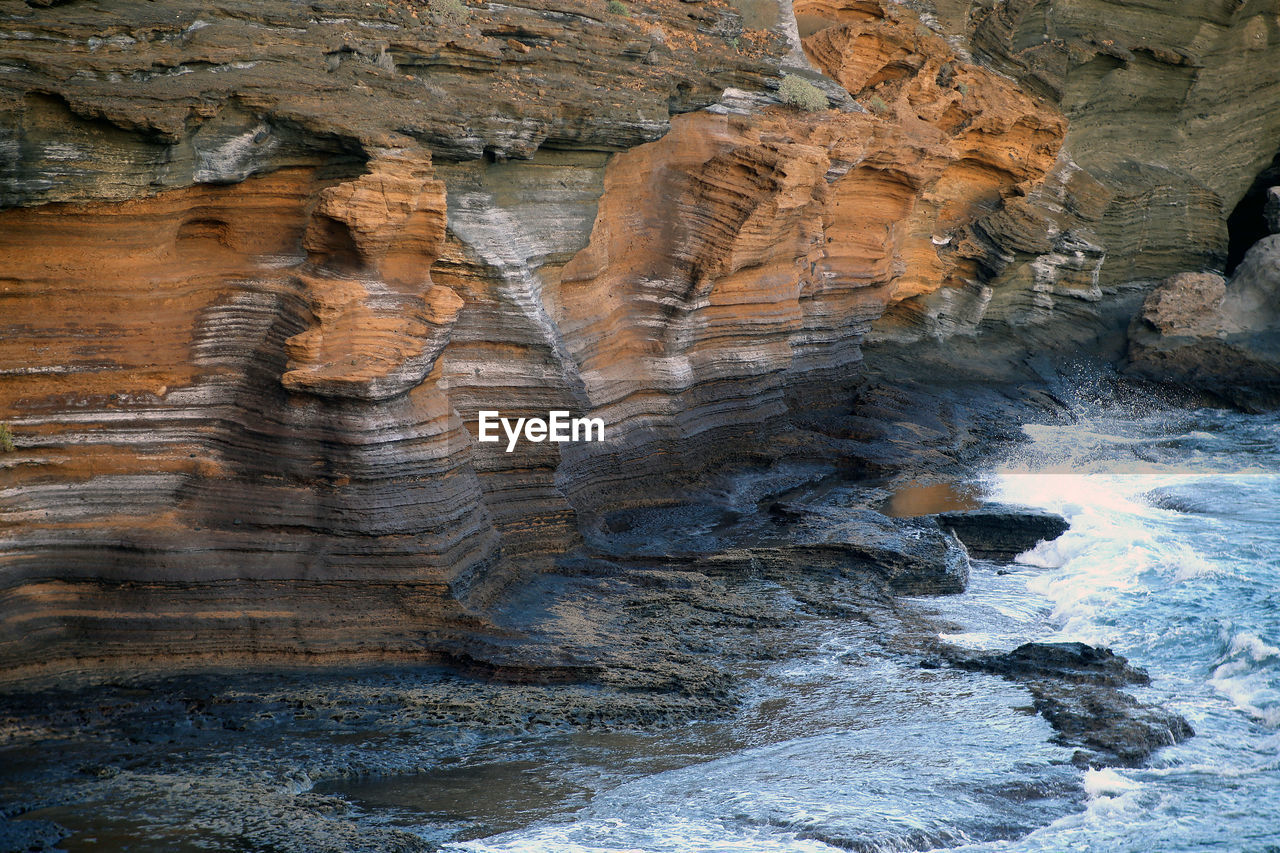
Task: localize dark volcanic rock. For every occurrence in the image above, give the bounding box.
[825,518,970,595]
[793,509,971,595]
[595,505,971,596]
[948,642,1149,687]
[1032,684,1195,768]
[933,508,1070,562]
[0,535,938,853]
[702,540,968,596]
[942,642,1194,767]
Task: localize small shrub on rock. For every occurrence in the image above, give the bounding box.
[778,74,827,112]
[427,0,469,25]
[0,424,14,453]
[606,0,629,14]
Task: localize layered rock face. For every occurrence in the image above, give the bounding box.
[0,0,1275,678]
[0,0,783,676]
[867,0,1280,357]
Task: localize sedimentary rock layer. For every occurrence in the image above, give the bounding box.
[0,0,1068,676]
[2,0,1277,677]
[885,0,1280,353]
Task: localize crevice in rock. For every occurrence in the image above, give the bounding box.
[1225,147,1280,274]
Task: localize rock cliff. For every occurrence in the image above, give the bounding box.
[1,0,1277,678]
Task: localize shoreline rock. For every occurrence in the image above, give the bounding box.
[938,642,1194,768]
[1126,237,1280,411]
[0,462,1187,849]
[932,508,1070,562]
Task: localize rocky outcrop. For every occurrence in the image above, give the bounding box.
[0,0,778,677]
[0,0,1073,677]
[948,641,1150,687]
[865,0,1280,364]
[601,506,972,595]
[0,503,953,853]
[283,149,458,401]
[698,540,969,594]
[1126,237,1280,410]
[1266,187,1280,235]
[939,642,1195,767]
[1134,272,1233,339]
[933,507,1069,562]
[2,0,1279,678]
[0,0,786,203]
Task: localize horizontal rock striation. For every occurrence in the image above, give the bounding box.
[867,0,1280,363]
[2,0,1276,678]
[0,0,782,677]
[0,0,1075,677]
[0,0,786,203]
[0,161,509,675]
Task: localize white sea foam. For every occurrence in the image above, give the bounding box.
[1082,767,1142,799]
[980,453,1236,651]
[1226,631,1280,662]
[992,415,1280,742]
[1209,631,1280,728]
[1206,669,1280,728]
[938,631,1002,649]
[1167,549,1222,581]
[446,816,845,853]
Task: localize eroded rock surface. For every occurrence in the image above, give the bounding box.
[0,2,1245,846]
[868,0,1280,369]
[934,507,1069,562]
[0,510,940,852]
[2,0,1279,679]
[1127,237,1280,410]
[0,0,1070,676]
[940,642,1194,767]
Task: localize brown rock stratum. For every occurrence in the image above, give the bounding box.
[1,0,1277,678]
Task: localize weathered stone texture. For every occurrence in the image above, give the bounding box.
[871,0,1280,356]
[2,0,1277,677]
[1127,236,1280,410]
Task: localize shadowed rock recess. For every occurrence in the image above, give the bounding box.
[1,0,1278,679]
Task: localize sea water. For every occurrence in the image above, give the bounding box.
[357,408,1280,852]
[942,408,1280,852]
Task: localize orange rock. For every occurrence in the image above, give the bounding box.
[0,0,1067,678]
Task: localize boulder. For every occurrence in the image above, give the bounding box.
[1265,186,1280,235]
[1127,236,1280,410]
[946,641,1149,687]
[932,508,1069,562]
[1134,272,1230,337]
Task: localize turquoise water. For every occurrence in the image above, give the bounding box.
[424,409,1280,852]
